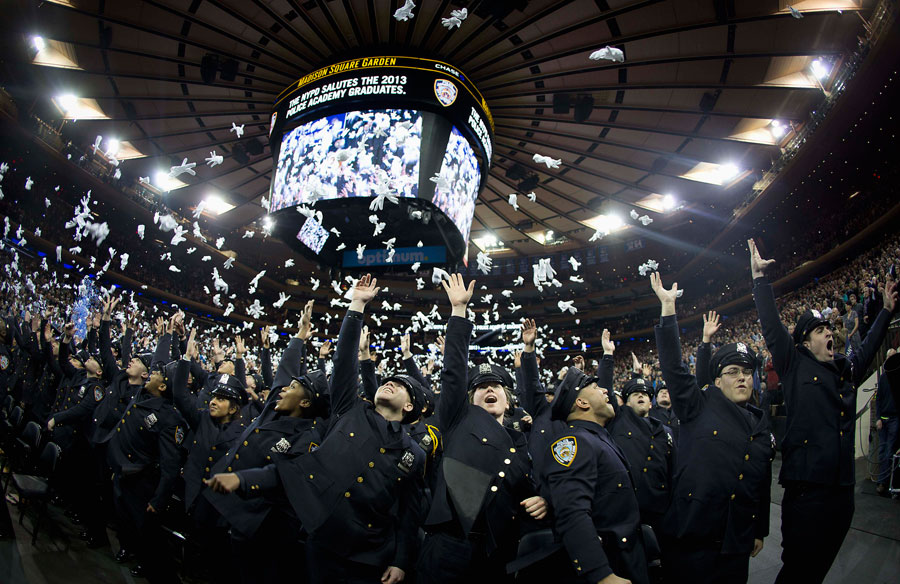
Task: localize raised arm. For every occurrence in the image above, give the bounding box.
[651,272,704,423]
[173,329,202,427]
[58,323,79,378]
[436,274,476,432]
[359,326,379,401]
[272,303,314,389]
[330,275,379,417]
[234,335,246,384]
[99,297,123,380]
[259,326,274,389]
[119,320,134,369]
[749,239,795,376]
[520,318,550,419]
[400,333,430,390]
[88,317,100,355]
[696,310,722,389]
[851,280,897,384]
[151,317,172,368]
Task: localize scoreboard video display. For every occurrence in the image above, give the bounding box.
[266,56,494,267]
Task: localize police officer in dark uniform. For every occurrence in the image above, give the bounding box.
[99,356,186,584]
[538,356,649,584]
[602,343,675,534]
[47,323,106,534]
[172,327,248,583]
[417,275,547,584]
[203,300,327,583]
[89,297,149,554]
[651,271,773,584]
[748,239,898,584]
[648,382,678,441]
[262,275,426,584]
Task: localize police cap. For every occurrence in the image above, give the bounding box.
[211,373,248,405]
[709,342,758,381]
[622,377,654,400]
[550,367,598,421]
[467,362,514,392]
[381,373,428,424]
[793,309,833,345]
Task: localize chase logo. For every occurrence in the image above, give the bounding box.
[434,79,458,107]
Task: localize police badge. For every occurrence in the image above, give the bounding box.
[479,363,492,375]
[551,436,577,467]
[78,385,86,398]
[144,413,158,429]
[434,79,458,107]
[736,342,748,354]
[271,437,291,453]
[397,449,416,474]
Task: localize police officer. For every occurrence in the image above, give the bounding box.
[651,271,772,584]
[89,296,150,555]
[47,323,106,533]
[261,275,425,584]
[602,342,675,534]
[648,382,678,441]
[749,239,898,584]
[203,300,327,583]
[417,275,547,584]
[99,356,186,584]
[539,356,649,584]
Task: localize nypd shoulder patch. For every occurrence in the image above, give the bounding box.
[551,436,577,467]
[94,387,104,402]
[175,426,184,445]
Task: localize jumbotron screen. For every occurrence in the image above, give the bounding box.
[267,56,493,266]
[270,108,480,244]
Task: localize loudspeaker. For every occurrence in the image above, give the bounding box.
[245,139,264,156]
[505,164,528,180]
[574,95,594,123]
[518,175,539,191]
[232,144,249,164]
[220,59,238,82]
[553,94,571,114]
[201,55,218,84]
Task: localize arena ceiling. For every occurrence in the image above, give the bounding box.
[7,0,878,261]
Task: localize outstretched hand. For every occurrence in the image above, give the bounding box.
[521,318,537,351]
[650,272,678,316]
[400,333,411,359]
[350,274,380,312]
[602,329,615,355]
[882,278,898,313]
[441,273,475,317]
[359,326,371,360]
[748,239,775,278]
[297,300,314,340]
[702,310,722,343]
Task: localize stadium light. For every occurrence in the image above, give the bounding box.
[810,59,830,81]
[32,36,45,52]
[56,93,77,112]
[662,194,676,210]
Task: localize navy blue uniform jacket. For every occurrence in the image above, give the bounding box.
[655,315,772,554]
[753,276,893,486]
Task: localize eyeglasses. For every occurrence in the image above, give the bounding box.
[720,366,753,377]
